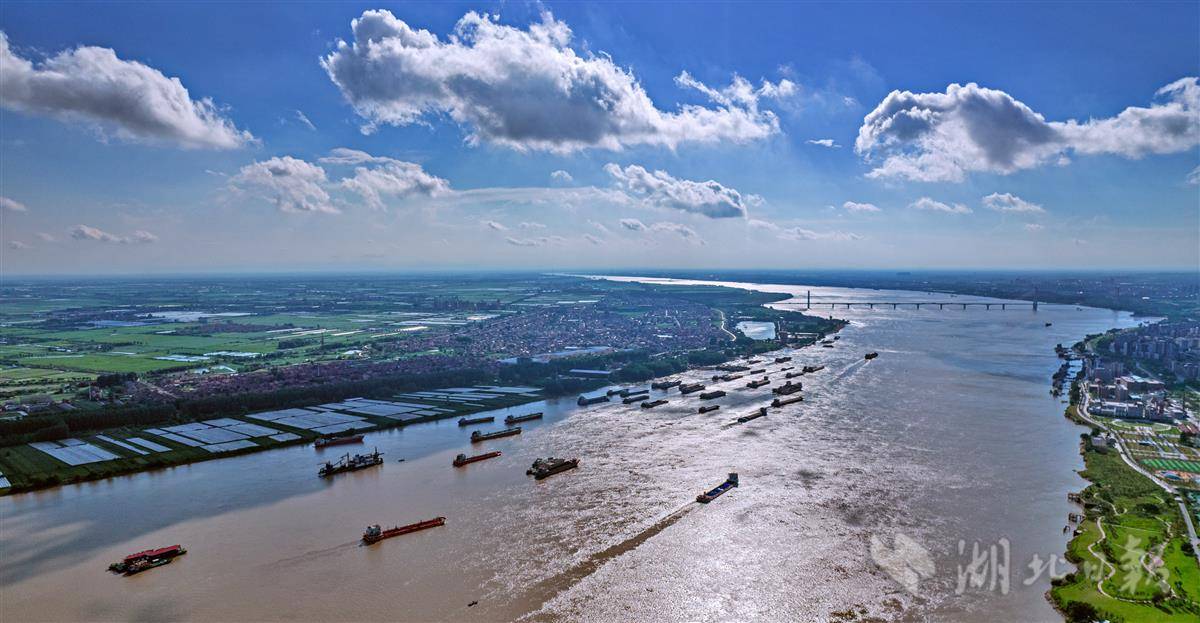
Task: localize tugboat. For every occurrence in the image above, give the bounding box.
[457,415,495,426]
[640,399,668,409]
[698,404,721,414]
[772,395,803,407]
[736,407,768,424]
[362,517,445,544]
[471,427,521,442]
[318,449,384,478]
[315,433,364,448]
[773,381,802,395]
[453,451,501,467]
[504,412,543,425]
[526,457,579,479]
[864,352,879,360]
[699,390,726,400]
[108,545,187,576]
[696,473,739,503]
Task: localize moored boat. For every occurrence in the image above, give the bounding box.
[775,356,792,363]
[698,404,720,414]
[802,365,825,373]
[577,394,610,406]
[699,390,726,400]
[622,393,650,404]
[773,381,802,395]
[746,378,770,389]
[457,416,495,427]
[362,517,445,544]
[679,382,706,394]
[697,473,738,503]
[453,451,501,467]
[315,433,364,448]
[651,379,682,390]
[471,427,521,442]
[736,407,768,423]
[641,399,668,409]
[772,395,803,407]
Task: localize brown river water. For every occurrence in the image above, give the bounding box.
[0,278,1144,622]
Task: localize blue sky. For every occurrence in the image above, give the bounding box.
[1,1,1197,274]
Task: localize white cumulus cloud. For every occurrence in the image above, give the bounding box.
[605,163,754,219]
[550,170,573,183]
[0,32,253,149]
[982,192,1044,213]
[321,10,790,152]
[230,156,337,214]
[857,78,1200,181]
[806,138,839,148]
[842,201,880,213]
[1,196,28,212]
[70,224,157,244]
[910,197,972,214]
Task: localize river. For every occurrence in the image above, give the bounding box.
[0,278,1144,622]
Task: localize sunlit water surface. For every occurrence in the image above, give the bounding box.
[0,278,1144,622]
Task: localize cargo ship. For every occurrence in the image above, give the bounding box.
[471,427,521,442]
[453,451,501,466]
[314,433,364,448]
[622,393,650,404]
[785,371,804,379]
[772,395,803,407]
[108,545,187,576]
[641,399,668,409]
[736,407,768,423]
[651,379,682,390]
[720,373,745,382]
[617,388,649,397]
[527,457,579,479]
[457,415,495,427]
[802,365,825,373]
[698,404,721,414]
[773,381,802,395]
[864,352,879,360]
[319,449,383,478]
[679,383,706,395]
[716,364,750,372]
[749,368,766,375]
[699,390,726,400]
[696,473,738,503]
[577,394,610,406]
[775,356,792,363]
[505,412,543,425]
[746,378,770,389]
[362,517,445,544]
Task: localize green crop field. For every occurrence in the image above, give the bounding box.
[1143,459,1200,474]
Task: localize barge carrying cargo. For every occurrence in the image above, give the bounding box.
[108,545,187,576]
[746,378,770,389]
[453,451,501,466]
[471,427,521,442]
[651,379,682,390]
[527,457,579,479]
[772,395,803,407]
[622,393,650,404]
[697,473,738,503]
[577,394,610,406]
[698,404,721,414]
[362,517,445,544]
[775,356,792,363]
[773,381,802,395]
[319,449,383,478]
[679,383,706,395]
[457,416,495,427]
[315,433,364,448]
[736,408,768,424]
[802,365,825,373]
[504,412,543,425]
[641,399,668,409]
[749,368,766,375]
[785,371,804,379]
[699,390,726,400]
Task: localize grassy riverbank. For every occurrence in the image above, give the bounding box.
[1051,406,1200,622]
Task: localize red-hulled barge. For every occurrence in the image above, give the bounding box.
[362,518,446,544]
[453,451,501,467]
[108,545,187,575]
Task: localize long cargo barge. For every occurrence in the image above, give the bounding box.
[697,473,738,503]
[616,388,648,397]
[471,427,521,442]
[622,393,650,404]
[716,373,744,382]
[315,433,364,448]
[577,394,610,406]
[698,404,721,414]
[736,407,768,424]
[453,451,501,466]
[773,381,802,395]
[699,390,726,400]
[362,517,445,544]
[775,356,792,363]
[772,395,803,407]
[457,416,495,427]
[785,371,804,379]
[108,545,187,576]
[749,368,766,375]
[716,364,749,372]
[803,365,825,373]
[527,457,578,479]
[319,449,383,478]
[651,379,682,390]
[641,399,668,409]
[679,383,706,395]
[746,378,770,389]
[505,412,543,425]
[778,366,794,372]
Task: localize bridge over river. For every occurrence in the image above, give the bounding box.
[776,291,1040,310]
